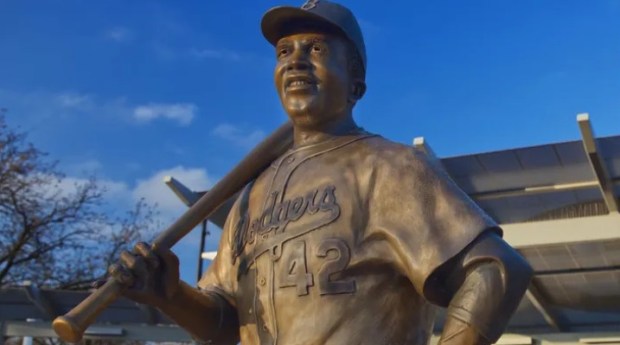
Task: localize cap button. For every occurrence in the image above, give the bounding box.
[301,0,319,10]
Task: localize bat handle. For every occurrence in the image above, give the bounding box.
[52,279,124,342]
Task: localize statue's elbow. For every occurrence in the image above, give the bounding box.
[501,245,534,296]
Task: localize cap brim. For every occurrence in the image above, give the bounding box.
[261,6,343,46]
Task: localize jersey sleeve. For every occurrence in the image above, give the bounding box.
[367,146,501,306]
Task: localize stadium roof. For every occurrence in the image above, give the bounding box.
[435,114,619,224]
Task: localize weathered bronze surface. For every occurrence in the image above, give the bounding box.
[75,1,534,345]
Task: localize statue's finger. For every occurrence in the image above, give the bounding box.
[91,279,107,289]
[108,263,134,286]
[120,250,149,281]
[154,247,179,269]
[134,242,160,269]
[152,248,180,298]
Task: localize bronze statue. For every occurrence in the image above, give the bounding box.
[72,1,534,344]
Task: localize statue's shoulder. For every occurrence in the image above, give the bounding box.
[355,134,428,167]
[346,134,445,188]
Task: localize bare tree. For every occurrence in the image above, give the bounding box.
[0,111,158,290]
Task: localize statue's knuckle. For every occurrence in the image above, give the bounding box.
[120,250,132,260]
[137,242,151,251]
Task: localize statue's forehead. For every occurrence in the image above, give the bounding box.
[277,32,328,43]
[276,32,347,49]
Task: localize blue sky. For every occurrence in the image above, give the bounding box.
[2,0,619,284]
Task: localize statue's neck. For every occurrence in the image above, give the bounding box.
[293,115,360,148]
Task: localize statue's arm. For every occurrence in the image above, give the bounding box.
[436,231,533,345]
[107,242,240,345]
[156,281,240,344]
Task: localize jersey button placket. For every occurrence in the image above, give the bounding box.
[266,259,279,344]
[254,254,276,345]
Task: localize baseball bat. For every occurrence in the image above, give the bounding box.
[52,121,294,342]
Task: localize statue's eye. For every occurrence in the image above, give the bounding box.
[277,47,289,58]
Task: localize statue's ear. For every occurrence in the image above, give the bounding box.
[350,80,366,103]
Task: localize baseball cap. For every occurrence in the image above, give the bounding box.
[261,0,367,73]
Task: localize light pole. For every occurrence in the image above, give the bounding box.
[197,219,209,281]
[163,176,208,284]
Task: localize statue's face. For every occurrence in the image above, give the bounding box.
[274,32,352,129]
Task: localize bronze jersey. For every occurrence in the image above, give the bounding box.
[198,131,499,345]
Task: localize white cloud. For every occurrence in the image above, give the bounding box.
[40,165,212,219]
[211,123,265,149]
[105,26,135,43]
[67,177,129,200]
[1,89,199,127]
[56,92,93,109]
[37,174,137,236]
[0,89,129,124]
[40,165,212,225]
[37,174,131,206]
[189,48,241,61]
[133,103,197,126]
[132,166,212,219]
[100,179,132,201]
[34,166,225,279]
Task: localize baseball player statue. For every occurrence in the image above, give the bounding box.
[108,1,533,344]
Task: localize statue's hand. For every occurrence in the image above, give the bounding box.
[102,242,180,307]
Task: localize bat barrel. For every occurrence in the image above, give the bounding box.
[52,316,83,343]
[52,279,123,342]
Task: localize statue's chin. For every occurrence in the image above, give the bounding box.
[284,99,319,122]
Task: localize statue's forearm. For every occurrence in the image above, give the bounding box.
[438,232,533,345]
[438,262,499,345]
[438,315,490,345]
[157,281,239,344]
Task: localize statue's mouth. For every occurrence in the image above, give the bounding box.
[285,75,317,91]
